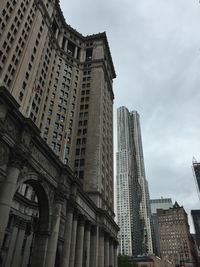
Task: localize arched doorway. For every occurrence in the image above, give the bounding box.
[1,176,50,267]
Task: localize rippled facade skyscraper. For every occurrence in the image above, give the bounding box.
[116,106,153,255]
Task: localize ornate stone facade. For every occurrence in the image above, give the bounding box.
[0,88,119,266]
[0,0,115,214]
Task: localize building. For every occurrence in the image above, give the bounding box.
[157,202,197,266]
[192,159,200,200]
[150,198,173,257]
[116,106,153,256]
[191,210,200,253]
[0,0,118,266]
[0,0,115,214]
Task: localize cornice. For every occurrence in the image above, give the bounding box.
[54,1,116,78]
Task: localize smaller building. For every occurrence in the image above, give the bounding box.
[191,210,200,254]
[150,198,173,256]
[157,202,197,266]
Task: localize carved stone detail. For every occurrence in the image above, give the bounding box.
[20,129,32,148]
[4,116,19,140]
[54,184,67,203]
[31,144,58,178]
[8,149,26,169]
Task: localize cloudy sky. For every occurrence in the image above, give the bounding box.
[60,0,200,231]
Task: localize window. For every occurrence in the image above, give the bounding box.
[53,132,57,138]
[80,159,85,166]
[79,171,84,179]
[77,138,81,145]
[74,160,79,167]
[81,148,85,155]
[51,142,56,150]
[44,127,49,134]
[58,134,62,141]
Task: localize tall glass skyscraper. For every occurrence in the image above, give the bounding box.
[116,106,153,255]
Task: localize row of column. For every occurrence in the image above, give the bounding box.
[60,206,118,267]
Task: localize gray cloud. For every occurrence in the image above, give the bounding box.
[60,0,200,231]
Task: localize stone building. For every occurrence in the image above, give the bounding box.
[0,0,119,266]
[0,88,118,266]
[157,202,197,266]
[0,0,115,214]
[150,198,173,257]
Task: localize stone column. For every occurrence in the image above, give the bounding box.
[64,39,69,52]
[90,225,98,267]
[21,231,33,267]
[30,230,49,267]
[74,47,78,59]
[45,188,64,267]
[4,218,19,267]
[11,218,26,267]
[74,216,85,267]
[69,212,78,267]
[114,241,118,267]
[84,222,91,267]
[104,234,110,267]
[0,153,22,249]
[60,202,74,267]
[98,228,104,267]
[109,239,114,267]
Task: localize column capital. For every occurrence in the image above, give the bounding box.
[99,226,105,237]
[104,231,110,241]
[90,224,97,235]
[73,209,79,220]
[13,215,27,230]
[78,215,86,226]
[54,183,68,203]
[85,220,92,231]
[66,197,77,213]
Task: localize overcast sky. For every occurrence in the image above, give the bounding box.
[60,0,200,231]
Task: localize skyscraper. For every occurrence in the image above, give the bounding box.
[0,0,115,212]
[191,210,200,252]
[116,106,153,256]
[0,0,119,266]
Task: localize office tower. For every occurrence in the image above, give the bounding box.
[0,0,115,212]
[157,202,197,266]
[116,106,153,256]
[0,0,119,266]
[150,198,173,256]
[191,210,200,253]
